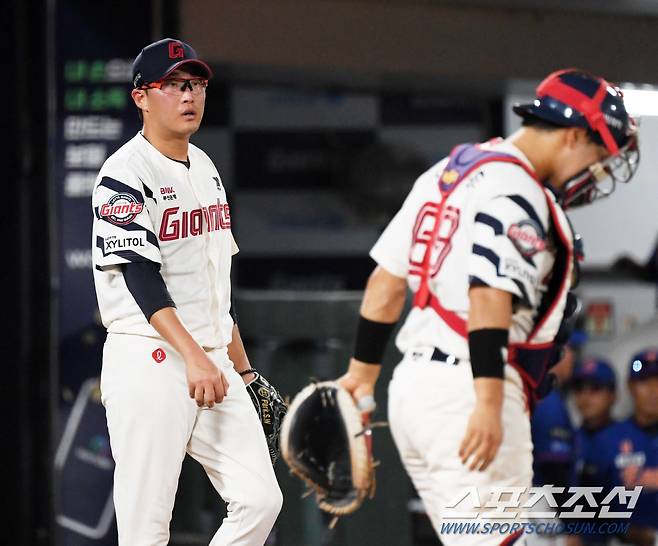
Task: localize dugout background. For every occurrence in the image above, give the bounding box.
[7,0,658,544]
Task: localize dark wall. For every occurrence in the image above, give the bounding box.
[7,0,51,544]
[182,0,658,87]
[8,1,178,544]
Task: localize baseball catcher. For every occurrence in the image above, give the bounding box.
[240,369,288,464]
[329,69,639,546]
[280,381,377,522]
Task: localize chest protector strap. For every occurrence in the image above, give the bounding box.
[412,142,573,404]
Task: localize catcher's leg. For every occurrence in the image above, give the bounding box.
[101,334,196,546]
[389,353,533,546]
[424,412,532,546]
[187,354,282,546]
[388,368,443,522]
[427,370,532,546]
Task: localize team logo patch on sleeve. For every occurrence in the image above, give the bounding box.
[99,193,144,226]
[507,219,546,257]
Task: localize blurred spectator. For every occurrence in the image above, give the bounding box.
[571,358,617,546]
[572,349,658,546]
[572,358,618,484]
[530,312,587,490]
[615,349,658,545]
[530,344,579,544]
[531,344,578,488]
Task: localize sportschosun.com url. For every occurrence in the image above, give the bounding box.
[440,521,630,536]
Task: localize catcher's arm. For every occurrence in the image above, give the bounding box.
[339,266,407,407]
[459,286,512,472]
[227,324,256,385]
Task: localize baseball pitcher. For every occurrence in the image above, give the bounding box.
[92,39,283,546]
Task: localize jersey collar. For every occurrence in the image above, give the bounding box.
[138,131,190,169]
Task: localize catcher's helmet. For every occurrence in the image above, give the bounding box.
[513,69,633,154]
[514,69,639,208]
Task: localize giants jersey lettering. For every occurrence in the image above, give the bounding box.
[92,133,238,348]
[159,201,231,241]
[371,140,572,360]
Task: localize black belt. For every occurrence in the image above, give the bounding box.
[431,347,460,366]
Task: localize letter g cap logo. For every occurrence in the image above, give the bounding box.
[168,41,184,59]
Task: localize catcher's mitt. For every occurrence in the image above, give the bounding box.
[241,369,287,464]
[280,381,377,519]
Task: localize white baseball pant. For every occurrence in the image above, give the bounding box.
[101,333,282,546]
[388,347,533,546]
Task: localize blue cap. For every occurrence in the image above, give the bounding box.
[628,349,658,382]
[572,358,616,388]
[132,38,212,88]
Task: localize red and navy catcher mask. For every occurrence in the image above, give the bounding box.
[514,69,639,209]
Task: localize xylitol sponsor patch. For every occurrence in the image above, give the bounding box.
[102,232,147,255]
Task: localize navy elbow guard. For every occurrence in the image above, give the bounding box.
[468,328,508,379]
[353,316,396,365]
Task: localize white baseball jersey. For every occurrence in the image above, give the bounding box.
[371,139,574,361]
[92,132,237,349]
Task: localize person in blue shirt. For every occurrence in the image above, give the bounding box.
[530,342,582,544]
[531,344,577,488]
[572,358,617,488]
[570,358,617,545]
[613,349,658,545]
[576,349,658,546]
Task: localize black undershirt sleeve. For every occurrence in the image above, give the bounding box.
[121,262,176,322]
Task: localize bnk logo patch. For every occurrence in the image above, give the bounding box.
[99,193,143,226]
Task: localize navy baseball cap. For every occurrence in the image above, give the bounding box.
[572,358,616,389]
[629,348,658,382]
[132,38,213,88]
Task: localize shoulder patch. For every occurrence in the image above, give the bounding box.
[507,218,546,257]
[99,193,144,226]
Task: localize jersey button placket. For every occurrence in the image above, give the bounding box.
[188,169,222,342]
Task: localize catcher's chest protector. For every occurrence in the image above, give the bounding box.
[413,142,576,405]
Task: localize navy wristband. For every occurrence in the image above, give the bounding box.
[353,316,396,365]
[468,328,508,379]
